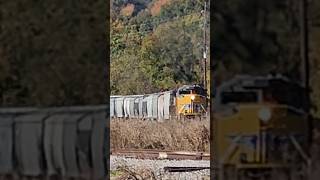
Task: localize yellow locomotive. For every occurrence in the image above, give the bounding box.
[213,75,311,179]
[176,84,208,120]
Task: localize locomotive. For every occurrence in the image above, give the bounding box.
[110,84,208,120]
[176,85,207,120]
[213,75,311,179]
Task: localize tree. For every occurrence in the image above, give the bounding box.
[213,0,301,82]
[110,0,209,94]
[0,1,107,106]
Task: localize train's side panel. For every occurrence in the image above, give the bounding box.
[164,91,175,120]
[129,97,135,118]
[15,114,44,176]
[115,97,124,118]
[216,106,260,164]
[147,96,153,119]
[134,97,141,118]
[142,97,148,119]
[110,97,115,118]
[123,97,130,118]
[0,106,107,178]
[158,94,164,121]
[0,116,13,173]
[138,97,144,119]
[123,97,127,118]
[163,91,175,120]
[152,94,158,120]
[176,95,187,115]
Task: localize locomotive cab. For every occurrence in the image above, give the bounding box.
[214,75,310,180]
[176,84,207,119]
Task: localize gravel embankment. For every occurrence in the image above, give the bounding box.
[110,155,210,180]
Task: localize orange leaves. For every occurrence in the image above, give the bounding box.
[150,0,171,16]
[120,3,135,17]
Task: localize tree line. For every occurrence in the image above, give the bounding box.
[0,0,319,115]
[111,0,209,95]
[0,1,106,106]
[213,0,320,117]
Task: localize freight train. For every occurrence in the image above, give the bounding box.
[110,84,208,120]
[213,75,311,180]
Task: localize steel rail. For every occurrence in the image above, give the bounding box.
[163,166,210,172]
[111,149,210,160]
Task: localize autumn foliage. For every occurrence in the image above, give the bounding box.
[121,3,135,17]
[150,0,171,16]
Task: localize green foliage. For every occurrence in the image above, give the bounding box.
[213,0,301,81]
[213,0,320,117]
[144,15,203,86]
[111,0,208,95]
[158,0,204,19]
[0,1,106,106]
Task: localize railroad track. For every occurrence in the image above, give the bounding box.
[111,149,210,160]
[163,166,210,172]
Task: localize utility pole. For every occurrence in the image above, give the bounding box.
[300,0,312,143]
[203,0,208,90]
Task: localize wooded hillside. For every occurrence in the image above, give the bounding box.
[1,0,319,114]
[111,0,210,95]
[0,1,106,106]
[213,0,320,117]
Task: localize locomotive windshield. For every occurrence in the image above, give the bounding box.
[216,76,307,110]
[262,80,306,110]
[221,91,258,104]
[177,85,206,96]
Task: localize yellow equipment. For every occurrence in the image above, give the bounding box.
[176,85,207,120]
[213,75,311,180]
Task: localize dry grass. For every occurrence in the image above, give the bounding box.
[110,119,210,152]
[111,164,157,180]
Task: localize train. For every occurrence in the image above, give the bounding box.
[110,84,208,121]
[213,75,311,179]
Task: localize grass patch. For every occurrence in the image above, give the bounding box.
[110,170,123,177]
[110,119,210,152]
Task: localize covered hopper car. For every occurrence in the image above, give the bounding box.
[110,85,208,120]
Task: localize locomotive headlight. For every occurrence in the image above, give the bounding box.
[258,107,272,122]
[191,95,195,100]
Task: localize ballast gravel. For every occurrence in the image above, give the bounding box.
[110,155,210,180]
